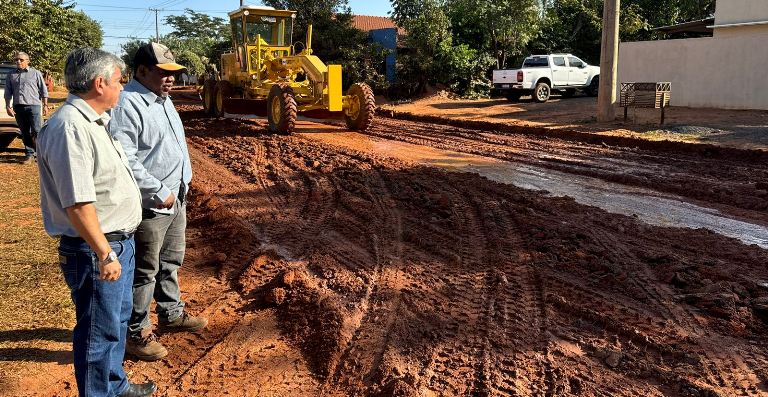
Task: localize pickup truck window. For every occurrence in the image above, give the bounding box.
[0,66,13,88]
[523,57,549,68]
[568,57,584,68]
[553,57,566,67]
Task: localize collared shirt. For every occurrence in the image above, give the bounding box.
[4,66,48,106]
[37,94,142,237]
[109,79,192,214]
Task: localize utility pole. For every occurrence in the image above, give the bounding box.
[597,0,620,122]
[150,8,161,43]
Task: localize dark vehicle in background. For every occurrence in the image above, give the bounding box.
[0,63,21,150]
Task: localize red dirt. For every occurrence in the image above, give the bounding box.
[15,92,768,396]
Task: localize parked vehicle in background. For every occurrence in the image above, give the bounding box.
[0,63,16,120]
[0,62,21,150]
[492,54,600,103]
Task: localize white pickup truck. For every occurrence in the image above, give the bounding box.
[492,54,600,102]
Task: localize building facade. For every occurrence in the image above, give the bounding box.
[618,0,768,110]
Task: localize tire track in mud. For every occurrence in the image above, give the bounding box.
[317,162,436,395]
[143,110,768,396]
[590,223,768,395]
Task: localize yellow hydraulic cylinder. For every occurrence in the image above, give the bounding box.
[306,24,313,55]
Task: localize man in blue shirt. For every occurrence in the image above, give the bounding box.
[110,43,207,361]
[4,51,48,163]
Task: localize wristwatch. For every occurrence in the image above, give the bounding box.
[99,251,118,266]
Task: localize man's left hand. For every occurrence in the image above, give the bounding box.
[42,106,48,116]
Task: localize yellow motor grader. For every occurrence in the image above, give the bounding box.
[202,5,376,134]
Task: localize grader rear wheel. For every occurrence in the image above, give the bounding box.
[344,83,376,132]
[215,81,233,117]
[267,84,297,135]
[202,80,216,115]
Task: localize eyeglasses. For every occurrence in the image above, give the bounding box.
[15,58,29,62]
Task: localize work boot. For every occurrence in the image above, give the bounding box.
[119,381,157,397]
[159,312,208,333]
[126,331,168,361]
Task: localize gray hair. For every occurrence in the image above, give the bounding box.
[14,51,29,60]
[64,47,125,94]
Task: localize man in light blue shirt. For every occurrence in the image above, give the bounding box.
[110,43,207,362]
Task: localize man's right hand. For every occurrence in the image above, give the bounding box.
[156,193,175,209]
[98,259,122,281]
[6,106,14,117]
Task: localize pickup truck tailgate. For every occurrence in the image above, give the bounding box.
[492,69,518,85]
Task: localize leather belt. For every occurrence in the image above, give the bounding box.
[61,232,133,245]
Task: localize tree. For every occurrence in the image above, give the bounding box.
[0,0,102,73]
[527,0,716,66]
[446,0,540,69]
[261,0,367,64]
[165,9,229,40]
[391,0,452,94]
[120,39,145,73]
[164,9,231,66]
[527,0,603,64]
[174,49,205,76]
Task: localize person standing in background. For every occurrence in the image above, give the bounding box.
[4,51,48,163]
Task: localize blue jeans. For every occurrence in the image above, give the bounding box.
[129,200,186,336]
[59,237,135,397]
[13,104,41,157]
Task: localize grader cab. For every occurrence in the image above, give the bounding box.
[202,5,376,134]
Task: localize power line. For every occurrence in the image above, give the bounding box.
[76,3,230,12]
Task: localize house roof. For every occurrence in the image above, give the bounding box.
[654,17,715,35]
[352,15,406,35]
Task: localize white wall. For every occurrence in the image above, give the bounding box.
[618,35,768,110]
[714,0,768,26]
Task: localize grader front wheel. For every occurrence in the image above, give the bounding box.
[267,84,297,135]
[215,81,233,117]
[344,83,376,132]
[202,80,216,115]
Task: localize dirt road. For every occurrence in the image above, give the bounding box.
[24,100,768,396]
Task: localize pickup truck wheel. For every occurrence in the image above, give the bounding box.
[587,76,599,97]
[506,92,522,102]
[534,82,551,103]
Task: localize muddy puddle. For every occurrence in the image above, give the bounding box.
[302,131,768,248]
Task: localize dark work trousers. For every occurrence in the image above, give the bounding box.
[128,198,187,336]
[13,104,42,157]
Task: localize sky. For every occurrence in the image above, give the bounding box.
[72,0,394,55]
